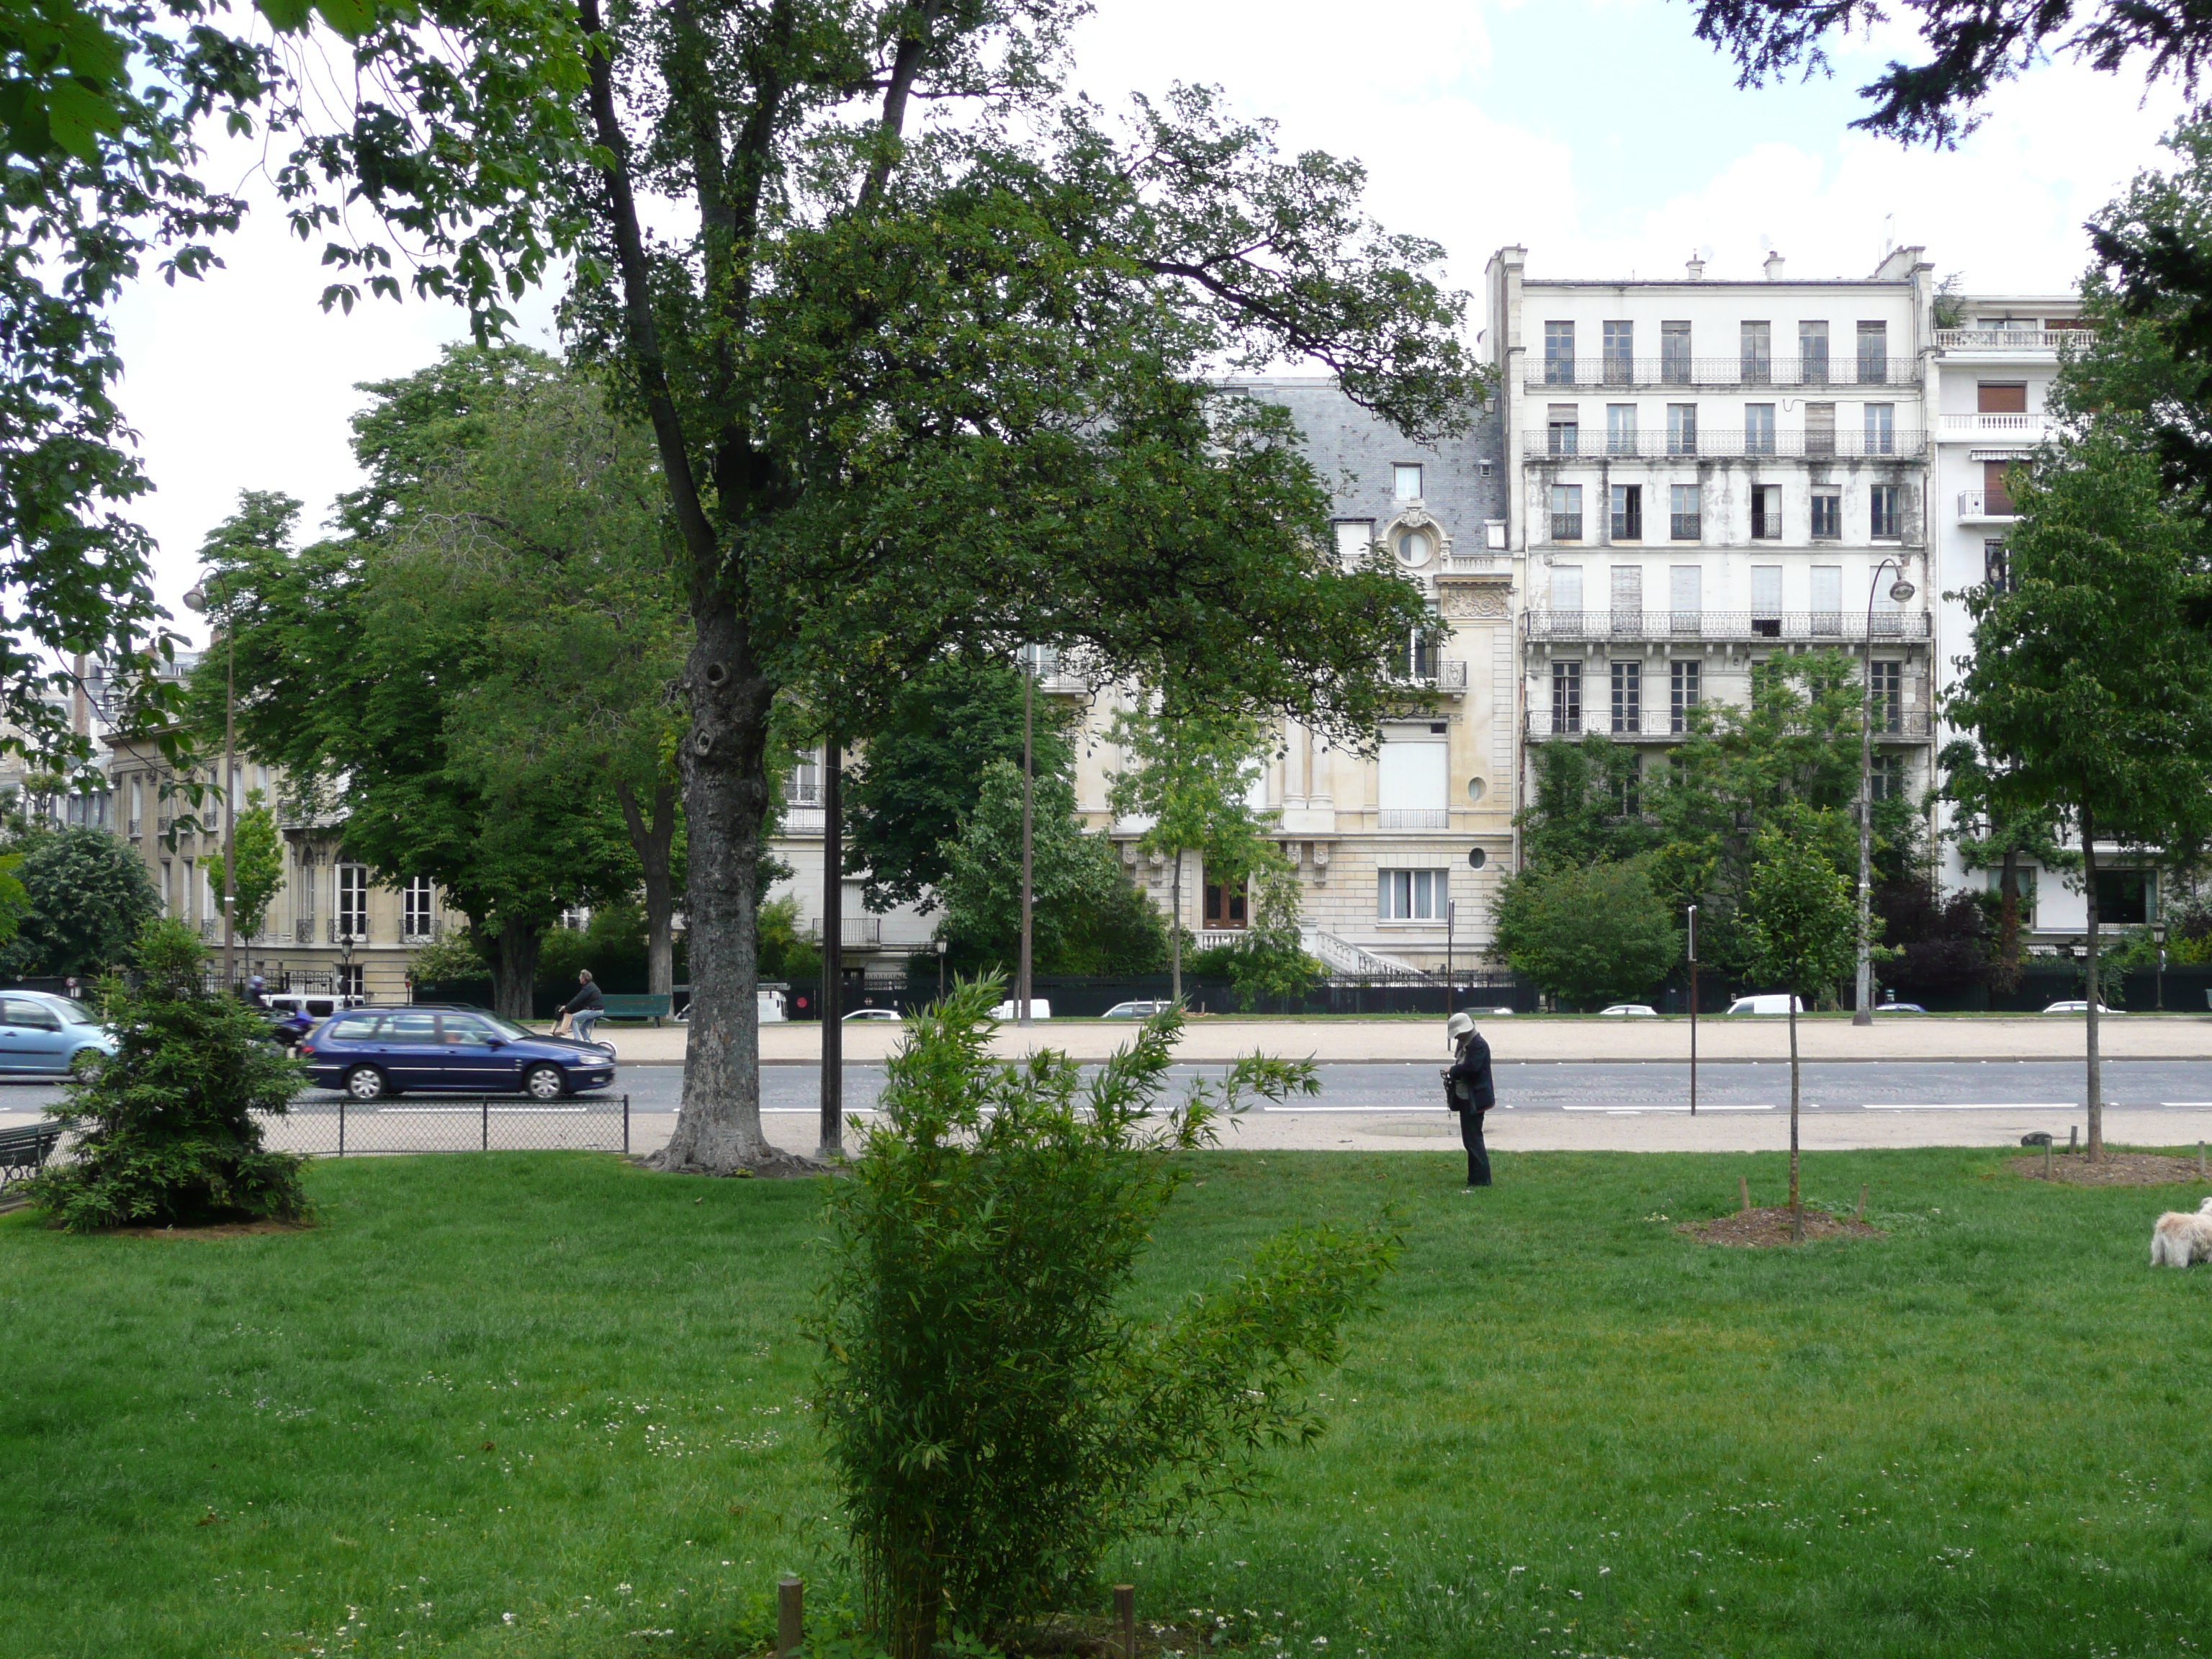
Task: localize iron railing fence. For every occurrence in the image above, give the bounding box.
[255,1094,631,1156]
[1524,610,1933,642]
[1530,356,1919,390]
[1526,707,1933,740]
[1532,428,1924,461]
[1958,490,2017,518]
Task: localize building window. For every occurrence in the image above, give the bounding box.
[1547,404,1579,456]
[1334,519,1375,565]
[1984,539,2010,590]
[1670,660,1701,732]
[2094,868,2152,926]
[1871,483,1901,539]
[1378,868,1448,921]
[1978,381,2029,414]
[1552,660,1583,734]
[338,863,369,940]
[1740,320,1771,384]
[1611,660,1641,734]
[1871,660,1902,732]
[403,876,434,938]
[1611,564,1642,630]
[1856,320,1889,383]
[160,859,175,918]
[338,963,364,1000]
[1660,320,1691,383]
[1603,320,1634,383]
[1606,403,1637,456]
[1869,754,1905,802]
[1745,403,1776,455]
[1669,565,1701,632]
[1810,490,1842,539]
[1545,320,1576,385]
[1669,484,1701,541]
[1864,402,1895,454]
[1799,319,1829,383]
[788,747,822,805]
[1610,483,1642,541]
[1805,401,1836,456]
[1666,403,1699,456]
[1550,483,1583,541]
[1552,565,1583,615]
[1751,484,1782,540]
[1989,867,2038,926]
[1394,463,1424,500]
[1983,458,2018,515]
[1811,565,1843,636]
[1752,565,1783,637]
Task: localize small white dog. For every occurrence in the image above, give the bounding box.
[2149,1197,2212,1268]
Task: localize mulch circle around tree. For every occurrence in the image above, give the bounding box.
[2010,1151,2212,1187]
[108,1218,315,1240]
[1006,1618,1218,1658]
[1679,1206,1886,1248]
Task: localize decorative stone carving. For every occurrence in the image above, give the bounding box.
[1437,576,1511,620]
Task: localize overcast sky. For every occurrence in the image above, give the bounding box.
[109,0,2191,642]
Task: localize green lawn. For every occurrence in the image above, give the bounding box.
[4,1148,2211,1659]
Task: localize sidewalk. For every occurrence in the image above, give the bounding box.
[595,1013,2212,1066]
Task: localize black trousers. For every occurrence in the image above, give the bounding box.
[1457,1104,1492,1186]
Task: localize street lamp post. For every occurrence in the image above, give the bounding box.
[1687,903,1698,1117]
[935,936,948,1003]
[181,577,235,992]
[1018,648,1035,1028]
[1853,563,1917,1027]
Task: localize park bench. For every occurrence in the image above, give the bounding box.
[0,1123,62,1195]
[596,993,673,1026]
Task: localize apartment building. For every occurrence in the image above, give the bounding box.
[1486,243,1941,841]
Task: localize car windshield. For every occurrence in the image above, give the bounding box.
[42,997,99,1025]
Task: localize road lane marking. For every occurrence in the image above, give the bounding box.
[1860,1102,2075,1110]
[1560,1103,1776,1113]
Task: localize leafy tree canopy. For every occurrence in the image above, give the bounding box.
[1491,858,1681,1010]
[0,822,156,978]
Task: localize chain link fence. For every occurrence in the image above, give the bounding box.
[256,1095,631,1156]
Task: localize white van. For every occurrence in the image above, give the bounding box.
[990,997,1052,1021]
[1725,994,1803,1016]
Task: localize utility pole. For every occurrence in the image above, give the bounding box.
[1018,656,1034,1027]
[1445,899,1456,1018]
[819,739,844,1161]
[1688,903,1699,1118]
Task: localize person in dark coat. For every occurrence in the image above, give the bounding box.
[562,970,606,1042]
[1443,1010,1494,1188]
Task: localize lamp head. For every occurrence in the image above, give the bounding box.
[181,585,207,615]
[1889,578,1915,603]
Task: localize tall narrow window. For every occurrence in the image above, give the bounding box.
[1810,490,1842,539]
[1752,565,1784,637]
[1870,754,1904,802]
[1666,403,1699,456]
[1745,403,1776,455]
[1547,404,1579,455]
[403,876,434,938]
[1669,565,1701,634]
[1983,459,2017,515]
[1984,539,2011,590]
[1799,320,1830,383]
[1334,520,1376,565]
[1545,320,1576,385]
[1871,483,1901,539]
[160,859,175,917]
[1611,660,1642,734]
[1871,660,1903,732]
[1740,320,1771,384]
[1660,320,1691,383]
[1550,484,1583,541]
[338,864,369,940]
[1393,463,1424,500]
[1670,660,1701,732]
[1856,320,1889,383]
[1669,484,1701,541]
[1750,484,1782,540]
[1810,565,1843,635]
[1863,403,1895,454]
[1552,660,1583,734]
[1603,320,1634,383]
[1610,565,1642,634]
[1552,566,1583,616]
[1606,403,1637,456]
[1609,484,1642,541]
[788,747,822,805]
[1805,402,1836,457]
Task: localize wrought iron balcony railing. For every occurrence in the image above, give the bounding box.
[1530,356,1918,390]
[1375,809,1449,830]
[840,917,881,947]
[1524,609,1933,643]
[328,918,371,945]
[1958,490,2018,520]
[1527,706,1932,739]
[1531,428,1923,462]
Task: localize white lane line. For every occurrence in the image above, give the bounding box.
[1561,1103,1777,1113]
[1860,1102,2076,1110]
[2160,1101,2212,1107]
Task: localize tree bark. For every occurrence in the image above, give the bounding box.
[1788,995,1802,1241]
[615,779,679,999]
[491,922,541,1022]
[1995,845,2022,992]
[2082,803,2105,1163]
[1169,850,1184,1004]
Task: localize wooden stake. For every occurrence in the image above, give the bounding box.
[1739,1174,1751,1215]
[1115,1583,1136,1659]
[778,1578,804,1658]
[2045,1140,2054,1180]
[2069,1125,2079,1155]
[1856,1183,1867,1223]
[2198,1141,2206,1180]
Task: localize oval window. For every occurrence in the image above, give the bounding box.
[1465,776,1486,803]
[1467,847,1488,870]
[1397,529,1431,566]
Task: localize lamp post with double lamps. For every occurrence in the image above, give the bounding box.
[181,576,236,992]
[1853,561,1917,1025]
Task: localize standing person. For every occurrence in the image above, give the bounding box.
[562,969,606,1043]
[1444,1010,1495,1189]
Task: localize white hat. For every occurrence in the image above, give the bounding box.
[1445,1011,1476,1048]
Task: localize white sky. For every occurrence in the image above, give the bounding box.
[107,0,2193,642]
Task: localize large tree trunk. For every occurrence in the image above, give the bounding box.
[1995,846,2022,992]
[1170,850,1184,1004]
[2082,804,2104,1163]
[652,595,809,1174]
[1788,997,1802,1242]
[616,779,679,999]
[491,923,541,1022]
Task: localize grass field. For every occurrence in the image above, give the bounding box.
[4,1147,2211,1659]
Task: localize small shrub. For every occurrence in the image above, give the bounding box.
[815,977,1398,1659]
[28,920,307,1231]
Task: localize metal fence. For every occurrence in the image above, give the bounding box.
[256,1095,631,1156]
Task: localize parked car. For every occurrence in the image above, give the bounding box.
[299,1007,616,1101]
[0,989,116,1076]
[1725,994,1804,1016]
[2040,999,2121,1015]
[1102,999,1174,1020]
[1598,1003,1658,1018]
[1874,999,1928,1014]
[843,1007,902,1022]
[989,997,1053,1021]
[265,992,361,1022]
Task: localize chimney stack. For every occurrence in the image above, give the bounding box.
[1764,251,1786,282]
[1685,254,1705,281]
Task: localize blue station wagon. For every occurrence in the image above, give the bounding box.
[300,1007,616,1101]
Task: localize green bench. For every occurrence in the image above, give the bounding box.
[0,1122,62,1195]
[595,993,673,1026]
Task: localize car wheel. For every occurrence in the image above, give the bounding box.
[67,1048,104,1082]
[345,1066,388,1102]
[523,1064,567,1102]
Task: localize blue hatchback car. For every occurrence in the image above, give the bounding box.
[300,1007,616,1101]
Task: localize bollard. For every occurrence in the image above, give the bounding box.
[1856,1183,1867,1223]
[1739,1174,1751,1216]
[2045,1139,2054,1180]
[2069,1125,2079,1155]
[1115,1583,1136,1659]
[778,1577,804,1658]
[2199,1141,2206,1181]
